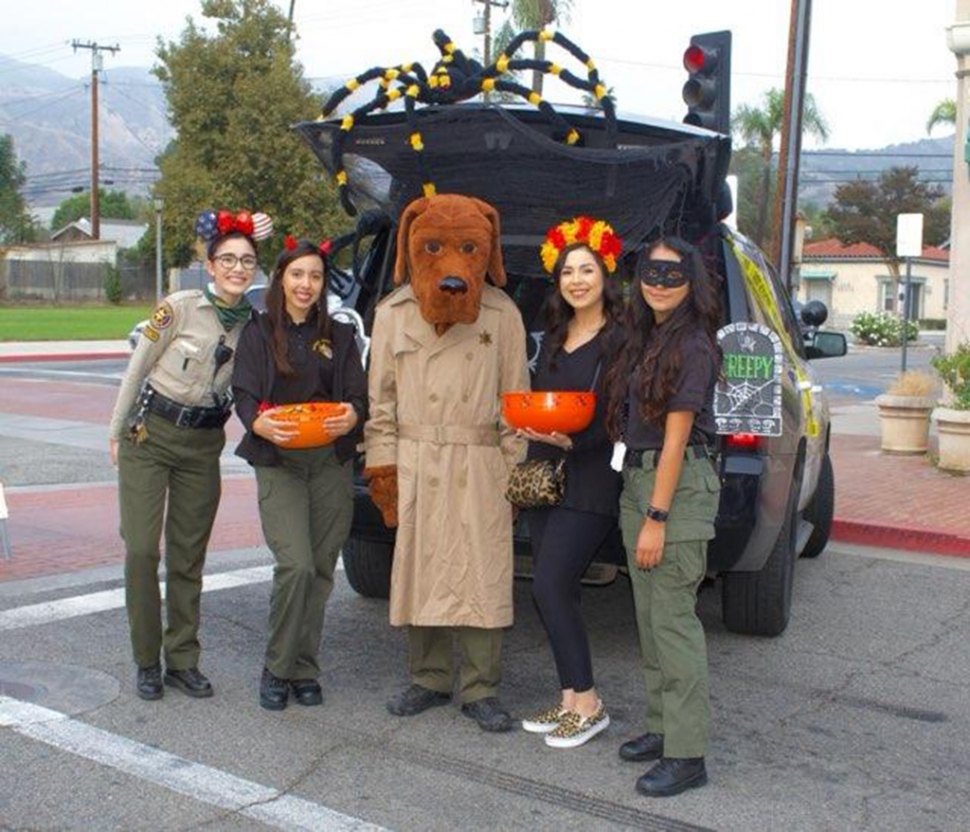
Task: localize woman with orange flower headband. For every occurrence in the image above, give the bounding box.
[519,216,624,749]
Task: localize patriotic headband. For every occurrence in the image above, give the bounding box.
[284,235,332,258]
[195,209,274,242]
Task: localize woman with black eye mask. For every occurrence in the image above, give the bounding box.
[603,237,723,798]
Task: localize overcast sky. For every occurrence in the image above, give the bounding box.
[0,0,960,151]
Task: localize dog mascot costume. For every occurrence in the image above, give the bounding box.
[364,193,529,732]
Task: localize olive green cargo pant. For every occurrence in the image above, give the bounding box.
[119,413,225,671]
[409,626,503,704]
[619,453,721,759]
[256,445,353,681]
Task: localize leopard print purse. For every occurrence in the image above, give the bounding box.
[505,456,567,509]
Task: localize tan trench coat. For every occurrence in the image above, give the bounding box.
[364,284,529,628]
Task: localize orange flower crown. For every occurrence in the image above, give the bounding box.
[540,216,623,274]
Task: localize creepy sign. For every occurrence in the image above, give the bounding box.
[715,323,784,437]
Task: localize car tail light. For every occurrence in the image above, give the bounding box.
[724,433,763,451]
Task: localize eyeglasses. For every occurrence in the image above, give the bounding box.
[214,253,258,272]
[639,260,689,289]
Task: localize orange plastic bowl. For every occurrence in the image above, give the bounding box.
[264,401,344,449]
[501,391,596,435]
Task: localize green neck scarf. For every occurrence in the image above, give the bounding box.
[205,285,252,331]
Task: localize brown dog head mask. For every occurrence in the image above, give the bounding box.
[393,193,506,328]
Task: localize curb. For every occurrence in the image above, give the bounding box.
[0,352,130,364]
[832,519,970,559]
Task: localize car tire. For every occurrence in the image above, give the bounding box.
[721,474,800,637]
[342,537,392,599]
[800,453,834,559]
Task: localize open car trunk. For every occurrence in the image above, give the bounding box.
[294,103,731,279]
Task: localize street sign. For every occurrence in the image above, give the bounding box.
[896,213,924,259]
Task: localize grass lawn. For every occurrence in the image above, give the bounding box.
[0,305,154,341]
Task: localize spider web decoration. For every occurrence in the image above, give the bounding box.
[293,27,730,271]
[715,323,784,437]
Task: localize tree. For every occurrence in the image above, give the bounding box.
[153,0,347,268]
[732,88,829,246]
[507,0,573,94]
[926,98,956,134]
[50,189,138,232]
[0,134,35,244]
[824,166,950,282]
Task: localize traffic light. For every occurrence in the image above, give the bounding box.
[682,30,732,134]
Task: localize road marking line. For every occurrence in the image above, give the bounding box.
[0,696,386,831]
[0,565,273,631]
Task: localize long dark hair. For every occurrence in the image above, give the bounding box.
[264,240,332,376]
[604,237,722,440]
[541,243,624,369]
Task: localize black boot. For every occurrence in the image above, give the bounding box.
[289,679,323,707]
[386,684,451,716]
[619,732,664,762]
[460,697,513,733]
[163,667,213,698]
[136,663,163,701]
[260,668,289,711]
[636,757,707,797]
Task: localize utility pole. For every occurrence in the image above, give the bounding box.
[474,0,509,67]
[287,0,296,41]
[946,3,970,353]
[71,40,120,241]
[771,0,812,294]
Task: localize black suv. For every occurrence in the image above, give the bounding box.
[296,101,846,637]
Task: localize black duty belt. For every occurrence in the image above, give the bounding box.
[624,444,711,469]
[147,387,230,430]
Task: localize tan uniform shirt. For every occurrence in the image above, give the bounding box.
[108,290,244,439]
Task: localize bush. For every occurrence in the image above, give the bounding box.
[850,311,918,347]
[887,370,936,397]
[932,343,970,410]
[103,265,123,305]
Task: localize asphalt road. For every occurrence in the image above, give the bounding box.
[0,357,968,830]
[2,544,969,831]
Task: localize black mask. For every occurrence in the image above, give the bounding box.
[639,260,689,289]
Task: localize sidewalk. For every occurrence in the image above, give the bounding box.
[0,340,130,363]
[0,343,967,587]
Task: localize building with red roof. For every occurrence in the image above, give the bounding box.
[798,238,951,329]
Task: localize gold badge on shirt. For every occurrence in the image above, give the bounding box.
[312,338,333,359]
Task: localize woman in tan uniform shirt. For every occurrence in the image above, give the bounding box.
[108,209,270,702]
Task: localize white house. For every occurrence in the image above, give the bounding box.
[798,239,950,330]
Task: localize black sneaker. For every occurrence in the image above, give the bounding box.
[136,663,163,701]
[636,757,708,797]
[386,684,451,716]
[163,667,213,699]
[460,697,513,733]
[260,668,289,711]
[619,732,664,762]
[289,679,323,707]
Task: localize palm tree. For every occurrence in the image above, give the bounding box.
[507,0,573,94]
[733,88,829,246]
[926,98,957,134]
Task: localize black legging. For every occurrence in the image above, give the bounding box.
[527,506,617,693]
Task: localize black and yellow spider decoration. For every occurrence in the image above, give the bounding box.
[320,28,618,215]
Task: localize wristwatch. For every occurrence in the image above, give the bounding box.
[646,505,669,523]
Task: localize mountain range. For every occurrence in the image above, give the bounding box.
[0,54,957,213]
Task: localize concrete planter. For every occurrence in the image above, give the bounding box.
[933,407,970,473]
[874,394,936,454]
